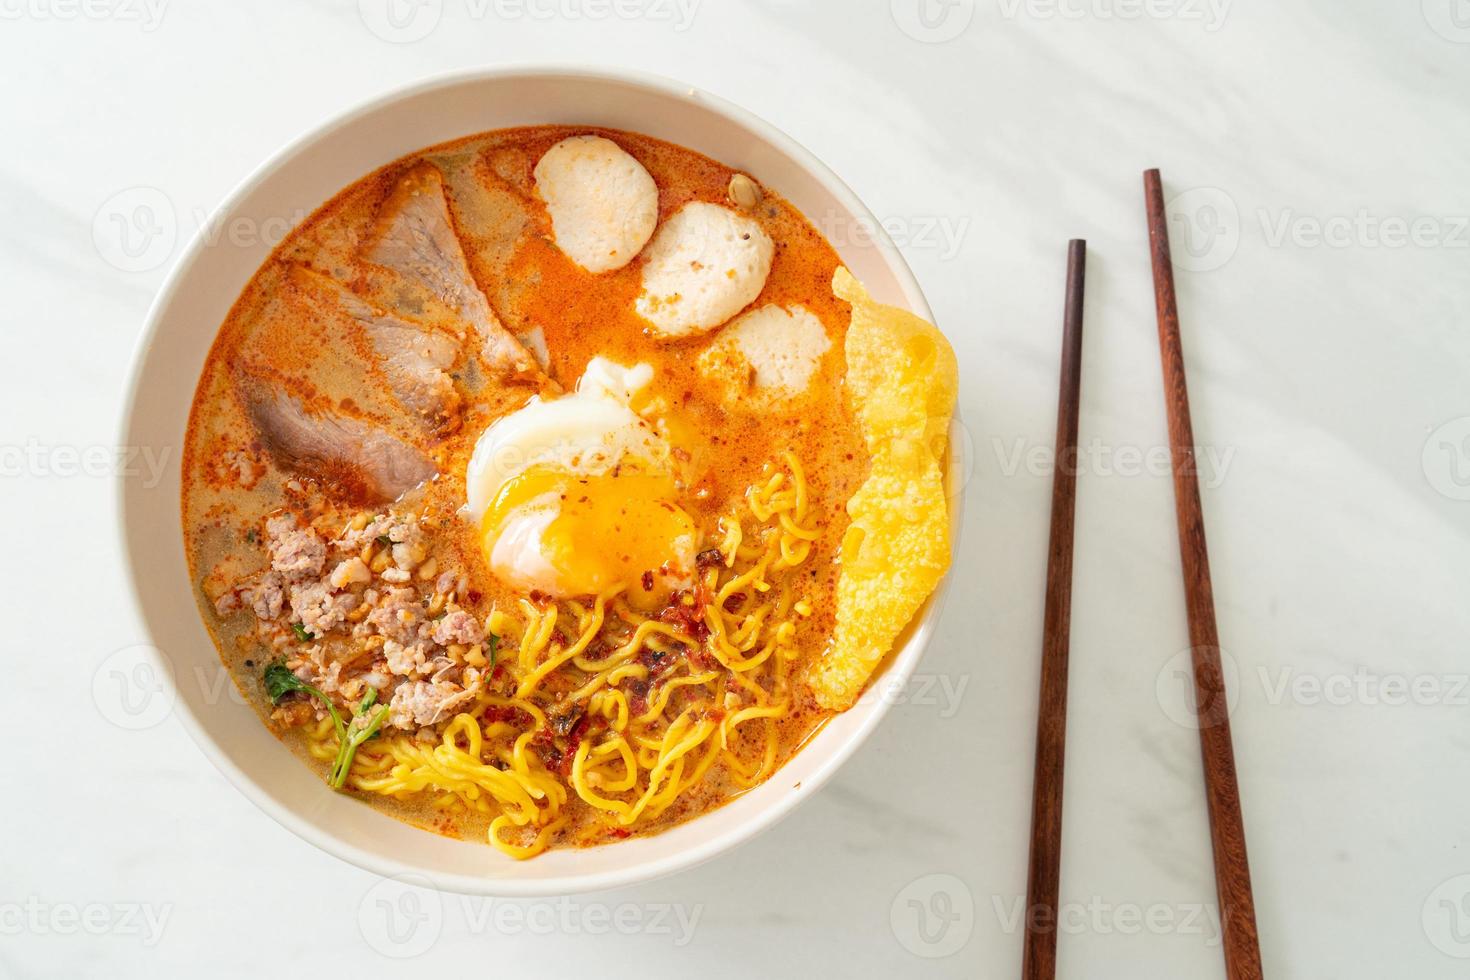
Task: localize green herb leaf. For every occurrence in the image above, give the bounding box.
[487,633,499,669]
[291,622,315,642]
[376,534,393,547]
[329,688,389,789]
[262,660,344,740]
[262,661,301,702]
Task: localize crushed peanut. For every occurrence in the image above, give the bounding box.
[727,172,762,210]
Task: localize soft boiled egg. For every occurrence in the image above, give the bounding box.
[465,357,696,608]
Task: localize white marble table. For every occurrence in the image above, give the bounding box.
[4,2,1468,976]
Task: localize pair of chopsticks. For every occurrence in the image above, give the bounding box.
[1019,172,1264,980]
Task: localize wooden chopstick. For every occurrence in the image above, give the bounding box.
[1021,239,1086,980]
[1143,169,1264,980]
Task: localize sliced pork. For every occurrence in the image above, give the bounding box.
[243,385,436,504]
[364,162,542,381]
[292,268,462,432]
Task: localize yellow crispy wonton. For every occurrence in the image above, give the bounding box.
[807,268,958,711]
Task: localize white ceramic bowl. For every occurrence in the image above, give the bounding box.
[119,66,958,896]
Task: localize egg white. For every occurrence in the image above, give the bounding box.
[465,358,663,521]
[465,357,695,601]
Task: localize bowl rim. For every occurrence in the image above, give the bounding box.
[117,63,960,896]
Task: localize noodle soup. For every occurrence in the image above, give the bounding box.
[183,126,953,858]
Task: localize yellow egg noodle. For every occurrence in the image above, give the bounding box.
[305,452,817,858]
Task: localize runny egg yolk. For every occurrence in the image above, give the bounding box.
[481,464,695,609]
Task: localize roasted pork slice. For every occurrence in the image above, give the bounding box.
[360,313,460,427]
[243,385,436,504]
[234,267,409,428]
[291,267,462,432]
[365,162,543,382]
